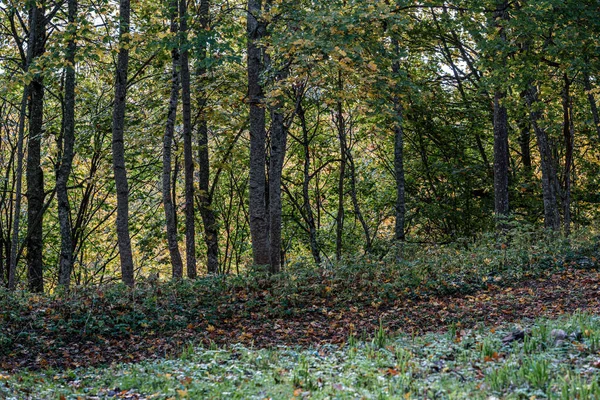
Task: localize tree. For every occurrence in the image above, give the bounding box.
[491,0,510,220]
[112,0,135,286]
[195,0,219,275]
[247,0,269,267]
[162,0,184,279]
[26,1,48,293]
[57,0,78,287]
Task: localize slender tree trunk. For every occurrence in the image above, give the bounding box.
[492,0,510,219]
[298,103,320,264]
[8,89,28,290]
[517,104,532,176]
[163,0,184,279]
[344,141,371,252]
[583,71,600,141]
[526,85,560,230]
[196,0,219,274]
[562,74,573,236]
[57,0,78,287]
[180,0,196,278]
[493,91,509,217]
[268,91,287,273]
[112,0,135,286]
[391,38,406,242]
[26,3,47,293]
[247,0,269,266]
[335,72,346,261]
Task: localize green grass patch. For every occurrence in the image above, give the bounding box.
[2,313,600,399]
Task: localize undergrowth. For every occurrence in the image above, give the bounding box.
[1,226,598,361]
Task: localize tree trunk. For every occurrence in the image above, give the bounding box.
[26,3,47,293]
[493,91,510,217]
[112,0,135,286]
[492,1,510,219]
[57,0,78,287]
[391,38,406,242]
[517,104,532,176]
[268,93,287,273]
[583,71,600,141]
[8,89,28,290]
[163,0,184,279]
[180,0,196,278]
[345,141,371,252]
[298,103,320,265]
[196,0,219,274]
[335,72,346,261]
[526,85,560,230]
[562,73,573,236]
[247,0,269,266]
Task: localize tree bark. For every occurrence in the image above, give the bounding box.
[492,0,510,219]
[335,72,346,261]
[517,103,532,176]
[268,90,287,273]
[391,38,406,242]
[196,0,219,274]
[247,0,269,267]
[493,91,509,217]
[163,0,184,279]
[180,0,196,278]
[26,3,47,293]
[57,0,78,287]
[525,85,560,230]
[562,73,573,236]
[8,88,28,290]
[112,0,135,286]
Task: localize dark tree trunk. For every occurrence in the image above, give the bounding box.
[247,0,269,266]
[391,38,406,242]
[196,0,219,274]
[268,94,287,273]
[583,71,600,141]
[163,0,184,279]
[112,0,135,286]
[180,0,196,278]
[493,91,510,217]
[335,72,346,261]
[526,85,560,230]
[57,0,78,287]
[8,89,28,290]
[492,0,510,219]
[26,3,47,293]
[562,74,574,236]
[517,105,532,176]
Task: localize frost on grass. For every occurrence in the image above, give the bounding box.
[1,313,600,399]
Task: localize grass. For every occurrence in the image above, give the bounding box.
[1,313,599,399]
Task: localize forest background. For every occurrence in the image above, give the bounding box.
[0,0,599,292]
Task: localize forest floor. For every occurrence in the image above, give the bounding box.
[1,266,599,373]
[1,271,600,398]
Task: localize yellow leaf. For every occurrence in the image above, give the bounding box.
[207,324,215,332]
[367,61,378,72]
[177,389,188,397]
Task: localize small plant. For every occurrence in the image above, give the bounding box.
[520,357,549,390]
[373,318,388,349]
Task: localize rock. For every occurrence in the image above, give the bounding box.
[550,329,567,342]
[502,330,527,345]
